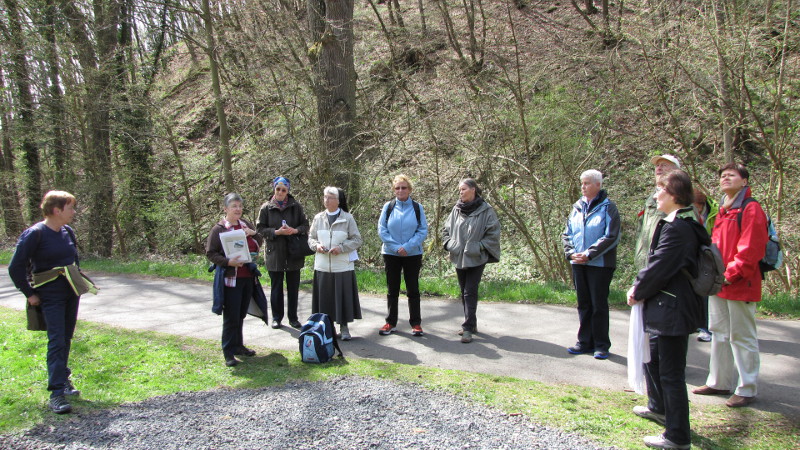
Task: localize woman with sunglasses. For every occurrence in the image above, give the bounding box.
[377,174,428,337]
[256,177,310,329]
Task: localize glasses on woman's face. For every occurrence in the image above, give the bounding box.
[275,187,288,193]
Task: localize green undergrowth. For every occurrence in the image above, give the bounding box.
[1,249,797,318]
[0,307,795,449]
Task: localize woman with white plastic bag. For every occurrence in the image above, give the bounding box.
[627,170,708,450]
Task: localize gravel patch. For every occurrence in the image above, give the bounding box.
[0,377,612,449]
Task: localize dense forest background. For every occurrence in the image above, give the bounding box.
[1,0,797,294]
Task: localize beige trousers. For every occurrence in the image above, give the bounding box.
[706,295,760,397]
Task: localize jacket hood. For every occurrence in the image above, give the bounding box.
[682,212,711,247]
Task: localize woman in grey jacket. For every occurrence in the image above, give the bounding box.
[442,179,501,343]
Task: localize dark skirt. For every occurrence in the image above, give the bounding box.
[311,270,362,324]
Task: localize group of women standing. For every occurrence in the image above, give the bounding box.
[205,176,502,365]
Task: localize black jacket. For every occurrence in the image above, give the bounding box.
[632,207,709,336]
[256,195,310,272]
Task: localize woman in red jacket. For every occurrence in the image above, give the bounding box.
[692,163,768,408]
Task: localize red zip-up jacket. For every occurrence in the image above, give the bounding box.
[711,186,768,302]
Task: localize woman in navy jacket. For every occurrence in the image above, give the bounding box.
[8,191,83,414]
[627,170,708,450]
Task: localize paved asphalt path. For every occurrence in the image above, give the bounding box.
[1,271,798,422]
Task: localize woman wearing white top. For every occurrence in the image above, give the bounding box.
[308,186,363,340]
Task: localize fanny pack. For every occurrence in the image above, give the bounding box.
[32,264,98,296]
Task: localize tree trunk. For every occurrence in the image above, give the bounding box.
[114,7,159,252]
[5,0,42,224]
[60,0,117,256]
[714,0,734,162]
[308,0,359,195]
[0,62,25,236]
[41,0,70,190]
[201,0,235,192]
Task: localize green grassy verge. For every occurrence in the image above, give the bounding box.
[1,249,797,318]
[0,307,795,448]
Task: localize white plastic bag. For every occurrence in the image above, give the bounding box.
[627,302,650,395]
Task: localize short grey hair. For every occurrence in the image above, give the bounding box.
[323,186,339,198]
[580,170,603,186]
[223,192,243,207]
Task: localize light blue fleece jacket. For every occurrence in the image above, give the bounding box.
[378,197,428,256]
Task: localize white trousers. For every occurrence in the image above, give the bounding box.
[706,295,760,397]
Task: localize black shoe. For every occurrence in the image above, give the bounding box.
[567,344,593,355]
[64,379,81,397]
[271,320,281,329]
[289,320,302,329]
[225,357,241,367]
[49,395,72,414]
[235,346,256,357]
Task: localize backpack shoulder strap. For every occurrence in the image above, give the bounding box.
[412,200,421,225]
[384,199,397,225]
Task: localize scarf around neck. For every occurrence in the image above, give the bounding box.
[456,196,484,216]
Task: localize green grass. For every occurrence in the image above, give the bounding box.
[1,249,797,318]
[0,306,796,448]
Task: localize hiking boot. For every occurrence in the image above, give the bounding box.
[64,379,81,397]
[633,406,666,425]
[692,385,731,396]
[457,328,477,336]
[340,324,351,341]
[697,330,712,342]
[235,346,256,357]
[726,394,755,408]
[379,323,397,336]
[460,330,473,343]
[411,325,424,337]
[567,344,592,355]
[49,395,72,414]
[643,434,690,449]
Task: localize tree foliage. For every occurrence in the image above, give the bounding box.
[0,0,797,293]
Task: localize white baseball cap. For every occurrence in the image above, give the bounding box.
[650,154,681,168]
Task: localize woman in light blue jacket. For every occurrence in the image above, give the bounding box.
[377,174,429,337]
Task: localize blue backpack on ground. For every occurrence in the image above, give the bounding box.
[299,313,343,363]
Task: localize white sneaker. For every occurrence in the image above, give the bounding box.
[339,324,351,341]
[633,405,666,425]
[644,434,690,449]
[697,330,712,342]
